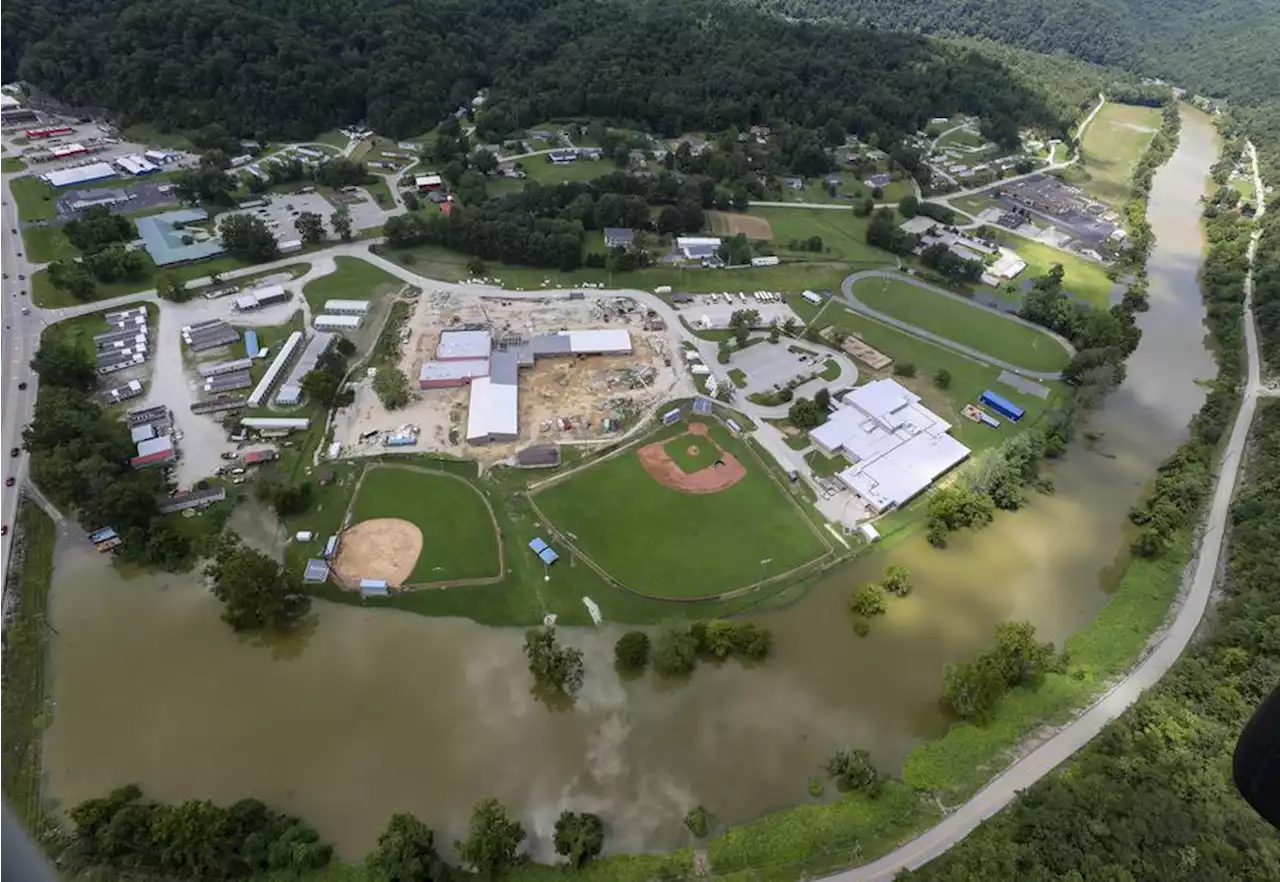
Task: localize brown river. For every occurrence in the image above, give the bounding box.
[42,108,1220,859]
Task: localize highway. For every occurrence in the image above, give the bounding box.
[1,169,47,565]
[826,140,1268,882]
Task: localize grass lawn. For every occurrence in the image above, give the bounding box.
[804,449,846,477]
[521,156,615,186]
[10,176,56,222]
[348,464,501,583]
[534,419,828,597]
[937,128,986,149]
[988,232,1116,308]
[32,252,271,308]
[879,179,916,203]
[1079,102,1162,205]
[728,367,748,388]
[951,193,999,217]
[300,255,402,312]
[812,302,1061,453]
[820,358,841,381]
[245,310,306,384]
[365,179,394,208]
[663,432,723,473]
[851,277,1072,372]
[0,504,57,836]
[21,224,79,262]
[2,156,26,172]
[314,131,352,151]
[751,206,887,266]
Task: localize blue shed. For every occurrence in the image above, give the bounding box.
[980,390,1024,422]
[528,537,560,566]
[244,330,260,358]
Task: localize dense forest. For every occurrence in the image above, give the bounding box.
[1,0,1071,142]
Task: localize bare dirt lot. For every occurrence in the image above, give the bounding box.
[706,210,774,240]
[331,518,423,587]
[331,288,692,465]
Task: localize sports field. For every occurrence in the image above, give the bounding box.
[347,465,501,584]
[850,277,1072,372]
[1080,102,1162,206]
[663,434,722,473]
[534,420,828,597]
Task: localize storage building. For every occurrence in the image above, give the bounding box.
[464,377,519,444]
[241,417,311,431]
[419,359,490,389]
[314,313,363,331]
[979,390,1025,422]
[247,331,303,406]
[437,329,492,360]
[43,162,117,188]
[116,153,160,175]
[323,299,371,315]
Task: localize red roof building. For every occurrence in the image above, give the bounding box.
[131,450,176,469]
[244,449,278,464]
[25,126,74,139]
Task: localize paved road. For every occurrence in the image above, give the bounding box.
[839,270,1073,380]
[827,140,1267,882]
[1,170,47,567]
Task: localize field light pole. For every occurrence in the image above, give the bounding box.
[759,557,773,583]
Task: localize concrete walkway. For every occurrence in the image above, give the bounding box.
[839,270,1074,380]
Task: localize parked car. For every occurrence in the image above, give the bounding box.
[9,447,19,458]
[4,476,13,487]
[17,381,27,390]
[1,525,8,537]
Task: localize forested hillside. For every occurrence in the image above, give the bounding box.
[0,0,1068,143]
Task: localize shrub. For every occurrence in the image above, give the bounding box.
[850,583,887,617]
[614,631,651,672]
[893,362,917,378]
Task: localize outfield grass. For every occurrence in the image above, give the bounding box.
[300,255,402,312]
[987,232,1116,308]
[663,432,723,473]
[535,419,828,597]
[349,464,501,584]
[1079,102,1162,206]
[807,300,1061,453]
[851,277,1072,372]
[10,175,56,222]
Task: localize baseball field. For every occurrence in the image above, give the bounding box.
[533,419,829,598]
[336,464,502,586]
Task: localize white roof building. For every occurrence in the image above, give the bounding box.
[43,162,117,188]
[465,377,520,443]
[314,314,363,331]
[990,253,1028,279]
[810,378,970,513]
[565,329,632,354]
[437,329,492,360]
[323,299,371,314]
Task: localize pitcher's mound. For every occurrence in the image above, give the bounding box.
[332,518,423,587]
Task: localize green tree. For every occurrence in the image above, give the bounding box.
[330,204,353,241]
[30,335,96,391]
[466,257,487,277]
[683,805,712,839]
[653,627,698,676]
[788,397,825,429]
[552,811,604,868]
[455,798,525,879]
[301,369,341,406]
[893,362,917,378]
[883,564,912,597]
[769,322,781,344]
[825,747,885,796]
[369,813,451,882]
[850,583,887,617]
[814,387,831,411]
[731,622,773,660]
[523,626,585,698]
[294,211,326,244]
[933,368,952,389]
[47,257,98,301]
[990,621,1057,688]
[702,619,738,659]
[205,534,310,632]
[155,271,192,302]
[220,213,279,261]
[898,195,919,218]
[614,631,651,672]
[941,656,1006,721]
[374,367,411,409]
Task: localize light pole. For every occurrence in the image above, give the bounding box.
[759,557,773,583]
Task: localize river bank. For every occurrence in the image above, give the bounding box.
[23,108,1226,882]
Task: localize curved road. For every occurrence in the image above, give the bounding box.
[840,270,1074,380]
[827,141,1267,882]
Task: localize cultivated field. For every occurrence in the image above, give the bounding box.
[534,419,829,597]
[344,464,502,584]
[706,210,774,239]
[850,277,1072,372]
[1080,102,1162,206]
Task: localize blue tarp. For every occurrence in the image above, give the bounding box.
[244,330,260,358]
[980,390,1024,421]
[528,537,560,566]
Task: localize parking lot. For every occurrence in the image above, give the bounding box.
[996,176,1120,248]
[673,299,803,330]
[729,340,824,395]
[221,192,337,240]
[333,188,386,231]
[55,179,178,220]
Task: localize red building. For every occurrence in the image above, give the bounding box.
[25,126,74,139]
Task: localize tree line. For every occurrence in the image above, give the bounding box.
[5,0,1067,144]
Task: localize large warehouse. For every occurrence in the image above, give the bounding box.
[418,327,633,444]
[42,162,117,188]
[810,378,970,514]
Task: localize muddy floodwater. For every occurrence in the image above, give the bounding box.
[43,108,1221,859]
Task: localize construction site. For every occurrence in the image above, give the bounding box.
[330,289,693,464]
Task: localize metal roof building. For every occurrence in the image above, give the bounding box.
[116,153,160,175]
[464,377,519,444]
[276,332,335,406]
[247,331,303,406]
[418,358,490,388]
[323,299,371,314]
[314,314,362,331]
[437,329,492,360]
[43,162,117,188]
[242,417,311,430]
[197,357,253,378]
[137,208,226,266]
